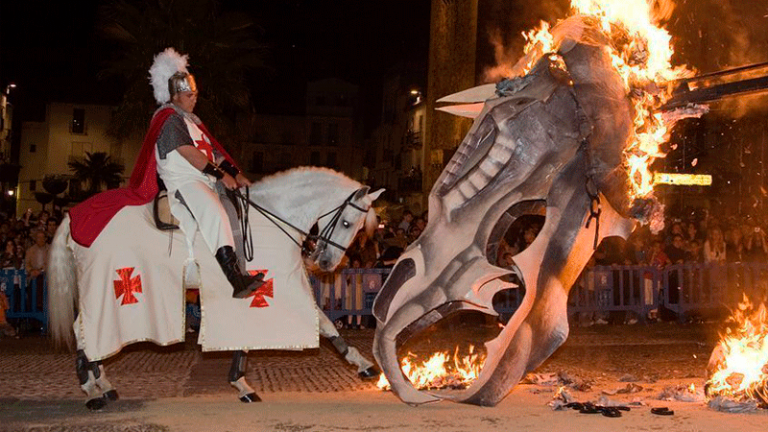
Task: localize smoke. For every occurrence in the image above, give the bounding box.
[668,0,768,117]
[477,0,569,83]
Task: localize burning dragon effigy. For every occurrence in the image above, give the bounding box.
[373,0,705,406]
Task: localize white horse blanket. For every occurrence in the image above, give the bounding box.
[70,203,319,361]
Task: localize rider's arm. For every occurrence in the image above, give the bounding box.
[177,145,237,189]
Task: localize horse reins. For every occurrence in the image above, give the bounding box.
[230,188,368,256]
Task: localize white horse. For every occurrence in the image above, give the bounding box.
[48,167,384,410]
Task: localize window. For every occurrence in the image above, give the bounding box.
[29,180,36,192]
[327,123,339,146]
[310,151,321,165]
[315,96,326,106]
[72,108,86,134]
[326,152,337,168]
[310,122,322,146]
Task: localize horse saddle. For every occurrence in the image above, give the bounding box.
[153,177,180,231]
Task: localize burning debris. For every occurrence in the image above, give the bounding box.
[705,295,768,408]
[376,346,486,391]
[657,383,705,403]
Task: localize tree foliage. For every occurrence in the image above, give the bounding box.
[97,0,268,153]
[68,152,125,197]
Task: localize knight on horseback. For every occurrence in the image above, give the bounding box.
[148,48,264,299]
[69,48,264,299]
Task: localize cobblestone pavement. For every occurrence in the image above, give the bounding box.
[1,322,749,431]
[0,329,378,401]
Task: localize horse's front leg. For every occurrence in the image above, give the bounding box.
[317,307,379,380]
[229,350,261,403]
[76,350,118,410]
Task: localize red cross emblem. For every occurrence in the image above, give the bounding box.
[246,270,273,308]
[114,267,142,305]
[195,138,214,161]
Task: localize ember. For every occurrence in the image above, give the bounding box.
[376,346,486,391]
[706,295,768,407]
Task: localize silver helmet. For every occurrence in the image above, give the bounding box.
[168,72,197,99]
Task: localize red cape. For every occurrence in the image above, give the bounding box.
[69,107,238,247]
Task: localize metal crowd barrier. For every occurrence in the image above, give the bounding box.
[309,263,768,325]
[310,268,390,324]
[0,269,48,333]
[3,263,764,334]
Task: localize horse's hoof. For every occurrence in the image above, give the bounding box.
[86,397,107,411]
[359,366,380,381]
[103,389,119,401]
[239,392,262,403]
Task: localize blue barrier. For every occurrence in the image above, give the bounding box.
[569,265,662,323]
[310,268,390,323]
[0,269,48,333]
[310,263,768,325]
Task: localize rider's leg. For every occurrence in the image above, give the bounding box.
[175,182,263,299]
[219,189,247,270]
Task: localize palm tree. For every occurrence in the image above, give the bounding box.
[68,152,125,198]
[97,0,268,155]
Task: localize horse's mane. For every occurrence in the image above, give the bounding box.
[253,166,361,191]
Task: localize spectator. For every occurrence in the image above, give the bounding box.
[686,239,703,262]
[24,230,49,310]
[1,239,21,270]
[649,239,671,268]
[413,217,426,233]
[703,226,726,264]
[398,210,414,233]
[630,234,649,264]
[725,226,744,263]
[375,246,403,269]
[744,225,768,262]
[0,287,18,338]
[665,234,686,264]
[348,232,378,269]
[45,218,59,243]
[387,228,409,249]
[407,224,422,244]
[686,221,701,243]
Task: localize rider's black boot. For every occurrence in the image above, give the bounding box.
[215,246,265,299]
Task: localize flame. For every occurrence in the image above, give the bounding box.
[377,345,486,391]
[706,295,768,405]
[513,0,694,200]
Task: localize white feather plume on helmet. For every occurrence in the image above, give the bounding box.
[149,47,193,105]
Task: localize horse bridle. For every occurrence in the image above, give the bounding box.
[232,188,370,256]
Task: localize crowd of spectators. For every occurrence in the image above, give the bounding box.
[0,208,60,336]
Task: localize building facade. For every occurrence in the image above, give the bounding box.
[240,79,364,181]
[16,102,139,215]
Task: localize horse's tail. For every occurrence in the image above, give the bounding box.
[47,215,77,351]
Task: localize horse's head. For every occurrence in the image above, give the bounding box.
[313,186,384,272]
[373,40,650,406]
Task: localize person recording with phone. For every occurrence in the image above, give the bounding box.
[744,223,768,262]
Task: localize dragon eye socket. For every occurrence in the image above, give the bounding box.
[342,220,351,228]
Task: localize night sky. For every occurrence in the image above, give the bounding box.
[0,0,431,124]
[2,1,767,125]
